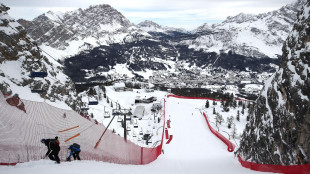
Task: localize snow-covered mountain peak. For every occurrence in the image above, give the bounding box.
[138,20,160,28]
[223,13,257,24]
[65,4,131,27]
[17,3,150,59]
[138,20,186,33]
[193,23,213,33]
[44,10,64,23]
[187,0,306,58]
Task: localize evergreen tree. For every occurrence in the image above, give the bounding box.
[248,103,254,115]
[205,100,210,108]
[236,110,240,121]
[227,116,234,129]
[241,105,245,115]
[233,100,237,108]
[231,123,237,139]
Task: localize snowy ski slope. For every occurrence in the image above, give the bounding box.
[0,94,271,174]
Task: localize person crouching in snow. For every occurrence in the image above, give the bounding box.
[41,136,61,164]
[67,143,81,161]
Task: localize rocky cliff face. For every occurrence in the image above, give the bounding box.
[18,4,149,59]
[0,4,82,112]
[238,0,310,165]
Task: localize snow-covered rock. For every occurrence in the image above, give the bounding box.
[0,4,82,111]
[238,0,310,165]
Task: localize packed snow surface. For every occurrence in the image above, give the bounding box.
[0,94,271,174]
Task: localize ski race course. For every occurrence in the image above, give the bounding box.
[0,91,272,174]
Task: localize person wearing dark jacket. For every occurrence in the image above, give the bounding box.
[41,136,61,164]
[67,143,81,161]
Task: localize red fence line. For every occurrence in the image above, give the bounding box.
[0,163,18,166]
[167,94,222,101]
[202,112,235,152]
[167,94,249,102]
[167,119,171,128]
[166,135,173,144]
[238,156,310,174]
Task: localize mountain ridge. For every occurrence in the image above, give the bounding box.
[17,0,305,60]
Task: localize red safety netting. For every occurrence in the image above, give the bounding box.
[238,156,310,174]
[167,119,171,128]
[202,112,235,152]
[0,93,166,165]
[167,94,222,101]
[166,135,173,144]
[165,129,169,139]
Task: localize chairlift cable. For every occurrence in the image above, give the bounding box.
[7,23,59,62]
[5,24,68,89]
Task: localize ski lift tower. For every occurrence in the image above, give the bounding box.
[112,108,132,142]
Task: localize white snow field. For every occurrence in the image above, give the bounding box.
[0,94,272,174]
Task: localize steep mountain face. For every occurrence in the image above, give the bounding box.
[18,4,150,59]
[238,0,310,165]
[184,0,306,58]
[0,4,82,111]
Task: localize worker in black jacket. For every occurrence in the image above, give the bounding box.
[41,136,61,164]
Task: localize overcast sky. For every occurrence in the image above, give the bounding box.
[2,0,298,30]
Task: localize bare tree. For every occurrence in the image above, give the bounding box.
[215,113,224,126]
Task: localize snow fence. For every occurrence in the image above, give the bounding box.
[0,93,166,165]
